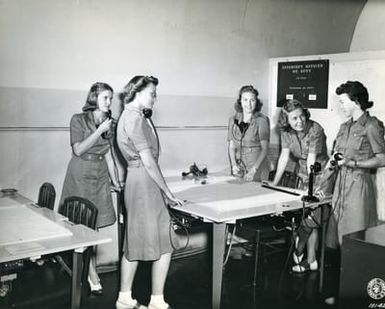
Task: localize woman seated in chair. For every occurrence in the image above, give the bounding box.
[272,99,329,272]
[228,85,270,182]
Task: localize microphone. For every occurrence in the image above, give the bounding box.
[234,119,249,135]
[301,161,322,202]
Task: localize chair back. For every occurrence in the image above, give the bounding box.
[59,196,98,230]
[37,182,56,210]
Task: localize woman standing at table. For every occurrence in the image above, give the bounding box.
[116,75,183,309]
[272,99,329,272]
[318,81,385,305]
[60,82,121,294]
[228,85,270,182]
[325,81,385,241]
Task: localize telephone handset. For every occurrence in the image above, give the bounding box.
[142,108,153,119]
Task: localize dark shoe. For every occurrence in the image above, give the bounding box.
[88,276,103,296]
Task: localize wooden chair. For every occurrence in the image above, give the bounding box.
[55,197,98,289]
[37,182,56,210]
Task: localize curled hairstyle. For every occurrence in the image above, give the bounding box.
[120,76,159,104]
[234,85,263,113]
[82,82,113,112]
[335,80,373,110]
[278,99,311,132]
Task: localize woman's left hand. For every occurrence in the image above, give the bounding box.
[244,169,256,182]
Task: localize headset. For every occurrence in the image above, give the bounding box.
[182,163,208,178]
[230,118,250,177]
[142,108,153,119]
[329,152,344,170]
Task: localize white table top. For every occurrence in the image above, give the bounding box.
[0,192,111,263]
[168,174,331,223]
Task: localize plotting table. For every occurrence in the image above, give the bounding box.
[167,174,332,309]
[0,191,111,309]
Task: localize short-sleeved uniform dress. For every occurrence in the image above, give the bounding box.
[227,112,270,181]
[116,105,174,261]
[60,112,116,228]
[281,120,329,187]
[332,112,385,243]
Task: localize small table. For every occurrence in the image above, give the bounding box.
[168,174,331,309]
[0,191,111,309]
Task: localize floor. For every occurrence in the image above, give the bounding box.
[0,242,340,309]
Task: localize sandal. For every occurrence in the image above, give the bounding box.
[148,303,172,309]
[88,276,103,296]
[292,236,304,264]
[292,260,318,273]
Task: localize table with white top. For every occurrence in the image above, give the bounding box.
[167,174,332,309]
[0,191,112,309]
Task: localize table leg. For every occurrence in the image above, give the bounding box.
[212,222,226,309]
[319,204,328,294]
[71,248,84,309]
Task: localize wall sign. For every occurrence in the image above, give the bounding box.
[277,59,329,109]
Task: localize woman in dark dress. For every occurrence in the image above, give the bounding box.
[60,82,120,294]
[116,76,183,309]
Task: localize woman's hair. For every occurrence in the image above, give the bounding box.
[82,82,114,112]
[335,80,373,110]
[277,99,311,132]
[234,85,263,113]
[120,76,159,104]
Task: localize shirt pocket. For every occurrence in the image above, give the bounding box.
[349,132,368,151]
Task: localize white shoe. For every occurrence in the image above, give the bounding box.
[292,236,304,264]
[87,276,103,295]
[325,297,336,305]
[148,302,171,309]
[292,260,318,273]
[116,299,147,309]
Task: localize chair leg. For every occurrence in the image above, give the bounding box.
[252,230,261,286]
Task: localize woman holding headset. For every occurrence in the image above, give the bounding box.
[228,85,270,182]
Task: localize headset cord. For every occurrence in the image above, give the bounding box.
[148,117,160,162]
[232,122,247,174]
[147,117,191,250]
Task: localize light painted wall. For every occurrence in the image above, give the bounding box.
[0,0,367,265]
[350,0,385,52]
[269,50,385,153]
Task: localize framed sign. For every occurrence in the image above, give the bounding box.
[277,59,329,109]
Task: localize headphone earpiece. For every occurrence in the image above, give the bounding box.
[142,108,153,119]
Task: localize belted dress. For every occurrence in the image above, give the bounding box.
[331,112,385,244]
[227,112,271,181]
[59,112,116,228]
[116,105,175,261]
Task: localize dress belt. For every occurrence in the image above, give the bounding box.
[79,153,104,161]
[126,160,144,168]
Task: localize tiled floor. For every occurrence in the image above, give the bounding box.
[0,245,339,309]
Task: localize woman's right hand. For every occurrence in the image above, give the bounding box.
[166,193,185,207]
[232,164,241,175]
[96,118,112,135]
